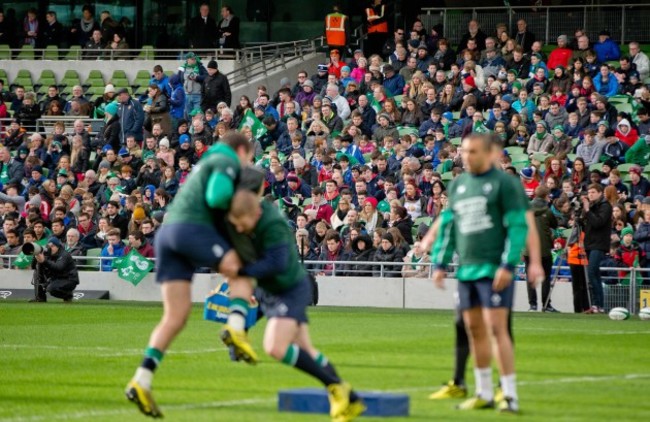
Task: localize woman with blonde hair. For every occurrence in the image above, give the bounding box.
[359,197,383,235]
[69,134,89,180]
[407,71,427,103]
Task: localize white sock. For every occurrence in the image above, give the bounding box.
[227,313,246,331]
[134,367,153,390]
[500,373,518,400]
[474,367,494,401]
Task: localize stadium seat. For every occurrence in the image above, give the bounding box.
[44,45,59,60]
[0,44,10,60]
[450,137,462,146]
[617,163,637,173]
[504,146,524,155]
[0,69,8,81]
[441,171,453,182]
[590,162,604,171]
[16,45,34,60]
[85,86,106,97]
[64,45,82,60]
[135,69,151,80]
[111,70,129,82]
[136,45,155,60]
[84,70,105,87]
[16,69,31,79]
[84,248,103,271]
[63,69,80,80]
[532,152,549,163]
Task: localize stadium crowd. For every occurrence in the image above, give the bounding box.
[1,16,650,302]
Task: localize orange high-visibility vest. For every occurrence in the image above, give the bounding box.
[366,6,388,34]
[567,233,588,265]
[325,13,347,47]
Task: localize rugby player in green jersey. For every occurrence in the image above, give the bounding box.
[430,133,531,413]
[222,190,365,422]
[125,133,253,418]
[422,137,544,404]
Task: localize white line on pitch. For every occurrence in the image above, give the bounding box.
[0,344,226,356]
[0,398,275,422]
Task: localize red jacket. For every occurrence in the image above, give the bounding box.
[614,242,646,278]
[125,242,155,258]
[547,48,573,70]
[615,127,639,148]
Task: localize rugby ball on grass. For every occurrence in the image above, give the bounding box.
[639,307,650,321]
[608,307,630,320]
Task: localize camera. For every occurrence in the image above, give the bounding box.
[22,243,51,257]
[571,192,589,216]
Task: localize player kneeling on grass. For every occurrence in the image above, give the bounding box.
[222,190,365,422]
[124,132,253,418]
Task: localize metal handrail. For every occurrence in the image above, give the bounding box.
[420,3,650,45]
[225,37,325,88]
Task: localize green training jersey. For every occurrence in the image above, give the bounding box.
[165,144,240,226]
[244,201,306,294]
[431,167,529,282]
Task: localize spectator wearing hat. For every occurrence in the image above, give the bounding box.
[527,121,553,154]
[178,52,207,118]
[450,75,480,112]
[629,165,650,198]
[115,88,144,144]
[373,232,405,277]
[372,112,399,144]
[614,118,638,148]
[519,166,540,199]
[311,64,330,94]
[613,226,646,281]
[381,64,405,97]
[31,236,79,302]
[480,47,506,78]
[594,30,621,64]
[295,79,316,108]
[201,59,231,112]
[547,35,573,70]
[625,134,650,166]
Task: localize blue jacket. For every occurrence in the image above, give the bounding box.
[594,39,621,64]
[149,74,171,98]
[100,242,126,272]
[343,144,365,165]
[418,118,442,139]
[118,98,145,142]
[382,74,405,96]
[593,73,619,97]
[277,130,305,155]
[169,74,185,119]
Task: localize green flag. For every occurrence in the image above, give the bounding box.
[112,250,154,286]
[238,109,268,139]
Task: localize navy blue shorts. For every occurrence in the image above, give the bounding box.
[155,223,231,283]
[259,277,311,324]
[457,277,515,311]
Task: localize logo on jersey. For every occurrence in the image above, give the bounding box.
[277,303,289,316]
[491,293,502,306]
[457,185,466,194]
[212,244,224,258]
[226,167,235,178]
[483,183,493,194]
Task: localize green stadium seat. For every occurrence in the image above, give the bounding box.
[110,78,130,90]
[510,153,528,164]
[450,137,462,146]
[136,45,155,60]
[0,69,8,81]
[136,70,151,80]
[35,78,56,90]
[86,78,106,87]
[17,69,31,79]
[590,162,604,171]
[0,44,10,60]
[85,86,105,96]
[12,77,33,89]
[84,248,103,271]
[616,163,637,173]
[63,70,80,80]
[441,171,453,182]
[133,86,148,96]
[532,152,549,163]
[111,70,128,81]
[16,45,34,60]
[64,45,82,60]
[44,45,59,60]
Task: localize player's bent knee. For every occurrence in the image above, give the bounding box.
[264,342,288,361]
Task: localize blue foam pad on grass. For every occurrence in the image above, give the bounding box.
[278,388,409,417]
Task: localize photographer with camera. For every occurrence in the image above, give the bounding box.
[29,237,80,303]
[580,184,613,313]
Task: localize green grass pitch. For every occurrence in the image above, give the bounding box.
[1,302,649,421]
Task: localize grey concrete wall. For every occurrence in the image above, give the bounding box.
[0,59,235,85]
[0,270,576,312]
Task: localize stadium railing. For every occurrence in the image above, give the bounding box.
[2,254,648,313]
[420,3,650,46]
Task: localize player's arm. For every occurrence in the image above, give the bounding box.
[206,172,235,210]
[495,180,529,291]
[418,217,441,254]
[238,224,290,279]
[430,209,456,289]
